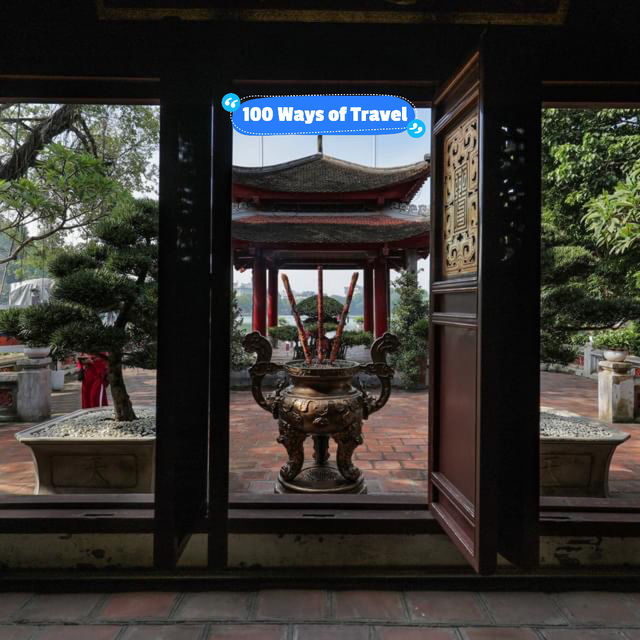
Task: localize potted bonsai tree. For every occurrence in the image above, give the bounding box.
[592,327,638,362]
[2,198,159,494]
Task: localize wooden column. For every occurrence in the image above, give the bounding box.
[374,259,389,337]
[267,267,279,328]
[363,265,374,334]
[208,76,233,570]
[252,255,267,335]
[154,57,212,569]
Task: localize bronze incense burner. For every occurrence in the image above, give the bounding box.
[243,331,399,493]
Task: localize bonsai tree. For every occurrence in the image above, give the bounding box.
[0,198,158,422]
[297,294,343,324]
[391,269,429,389]
[268,324,298,344]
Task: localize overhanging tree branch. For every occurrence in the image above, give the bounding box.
[0,104,79,181]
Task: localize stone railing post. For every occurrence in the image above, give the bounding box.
[598,359,635,423]
[583,342,592,376]
[16,355,52,422]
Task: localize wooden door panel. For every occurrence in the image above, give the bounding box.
[437,324,476,504]
[429,34,541,573]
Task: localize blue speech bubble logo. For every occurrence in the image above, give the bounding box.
[232,95,415,136]
[407,119,426,138]
[222,93,241,112]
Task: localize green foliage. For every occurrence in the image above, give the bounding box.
[268,324,298,343]
[390,270,429,389]
[304,321,338,334]
[0,104,158,266]
[541,109,640,362]
[296,295,343,321]
[592,326,640,353]
[584,161,640,255]
[0,143,125,245]
[0,307,24,339]
[340,330,373,348]
[231,288,252,371]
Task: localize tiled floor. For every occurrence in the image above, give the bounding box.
[1,590,640,639]
[0,369,639,497]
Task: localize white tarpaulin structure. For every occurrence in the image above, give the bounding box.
[8,278,54,307]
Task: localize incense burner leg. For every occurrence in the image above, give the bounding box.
[277,420,306,481]
[312,435,330,465]
[333,421,364,483]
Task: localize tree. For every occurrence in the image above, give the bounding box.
[584,161,640,258]
[296,294,343,323]
[231,288,252,371]
[541,108,640,362]
[0,103,159,263]
[0,198,158,422]
[390,269,429,389]
[0,144,124,262]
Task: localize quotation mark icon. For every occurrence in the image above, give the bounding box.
[222,93,240,112]
[407,118,426,138]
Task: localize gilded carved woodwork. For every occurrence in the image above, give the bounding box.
[443,111,478,277]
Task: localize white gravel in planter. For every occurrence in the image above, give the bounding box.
[540,411,619,439]
[31,408,156,439]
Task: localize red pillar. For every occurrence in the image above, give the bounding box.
[252,256,266,335]
[374,260,389,338]
[363,265,374,334]
[267,267,278,328]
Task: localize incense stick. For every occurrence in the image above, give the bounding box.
[281,273,312,365]
[317,266,324,363]
[330,271,359,363]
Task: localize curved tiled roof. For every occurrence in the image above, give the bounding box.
[233,153,430,194]
[232,212,429,244]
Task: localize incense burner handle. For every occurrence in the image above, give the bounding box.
[243,331,285,414]
[359,332,399,416]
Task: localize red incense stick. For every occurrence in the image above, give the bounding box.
[317,266,324,363]
[330,271,359,363]
[281,273,313,365]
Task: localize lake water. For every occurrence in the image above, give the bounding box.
[241,315,360,331]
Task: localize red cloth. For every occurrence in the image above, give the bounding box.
[78,355,109,408]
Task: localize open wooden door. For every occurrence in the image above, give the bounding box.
[429,32,541,574]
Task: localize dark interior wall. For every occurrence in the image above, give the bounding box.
[1,2,638,86]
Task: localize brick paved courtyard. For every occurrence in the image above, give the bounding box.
[1,370,639,497]
[2,589,640,639]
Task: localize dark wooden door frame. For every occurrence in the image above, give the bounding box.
[428,32,542,574]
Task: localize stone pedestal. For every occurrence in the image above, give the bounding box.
[16,356,52,422]
[598,359,635,423]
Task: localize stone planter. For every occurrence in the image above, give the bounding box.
[15,407,155,495]
[603,349,628,362]
[540,409,630,498]
[23,346,50,359]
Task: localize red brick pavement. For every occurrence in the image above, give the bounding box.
[1,590,640,638]
[1,370,639,497]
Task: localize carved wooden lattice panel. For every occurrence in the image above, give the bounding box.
[443,112,478,277]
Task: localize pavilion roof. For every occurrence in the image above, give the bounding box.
[232,209,429,244]
[232,153,430,201]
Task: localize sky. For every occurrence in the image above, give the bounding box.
[233,108,431,296]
